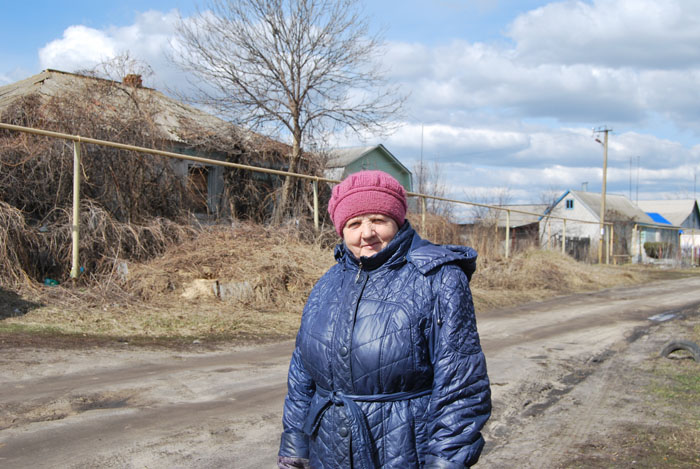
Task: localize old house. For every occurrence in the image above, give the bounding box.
[324,144,413,191]
[0,69,293,220]
[542,190,681,263]
[495,204,547,252]
[637,199,700,263]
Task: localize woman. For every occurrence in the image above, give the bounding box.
[278,170,491,469]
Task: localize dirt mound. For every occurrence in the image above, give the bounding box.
[471,248,643,311]
[125,222,334,308]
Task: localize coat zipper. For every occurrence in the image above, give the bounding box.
[355,260,363,283]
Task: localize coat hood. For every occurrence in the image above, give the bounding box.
[407,238,477,281]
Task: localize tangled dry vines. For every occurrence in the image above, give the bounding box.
[0,69,324,288]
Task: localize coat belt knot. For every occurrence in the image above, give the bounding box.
[303,386,431,469]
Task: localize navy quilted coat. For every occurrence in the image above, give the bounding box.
[279,222,491,468]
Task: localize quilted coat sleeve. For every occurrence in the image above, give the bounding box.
[425,264,491,469]
[278,344,315,458]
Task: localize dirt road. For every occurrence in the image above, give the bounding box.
[1,276,699,468]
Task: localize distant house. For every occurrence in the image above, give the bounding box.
[324,144,413,191]
[495,204,548,252]
[542,190,681,263]
[0,69,292,219]
[637,199,700,263]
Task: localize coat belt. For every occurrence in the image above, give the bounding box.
[302,386,431,469]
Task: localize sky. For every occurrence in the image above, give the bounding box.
[2,0,700,212]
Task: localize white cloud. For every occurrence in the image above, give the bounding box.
[22,1,700,205]
[384,122,531,160]
[39,25,117,72]
[385,0,700,131]
[509,0,700,68]
[38,10,183,90]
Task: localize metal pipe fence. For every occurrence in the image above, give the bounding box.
[2,122,665,278]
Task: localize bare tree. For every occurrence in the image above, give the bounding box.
[172,0,405,223]
[465,187,512,226]
[413,160,453,219]
[538,186,563,245]
[539,185,563,209]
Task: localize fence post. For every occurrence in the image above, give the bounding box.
[505,209,510,259]
[562,219,566,255]
[70,140,81,279]
[312,179,319,231]
[610,224,614,263]
[421,196,427,236]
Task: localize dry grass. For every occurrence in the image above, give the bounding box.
[471,248,644,311]
[1,222,651,342]
[0,199,198,290]
[406,212,462,245]
[0,201,36,285]
[2,222,334,341]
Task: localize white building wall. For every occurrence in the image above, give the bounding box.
[681,230,700,265]
[539,193,600,249]
[681,230,700,249]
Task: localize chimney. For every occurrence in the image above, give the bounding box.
[581,182,588,191]
[123,74,143,88]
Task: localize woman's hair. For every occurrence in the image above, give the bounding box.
[327,170,407,236]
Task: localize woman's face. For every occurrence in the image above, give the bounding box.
[342,213,399,259]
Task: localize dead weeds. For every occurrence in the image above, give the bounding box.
[0,222,659,344]
[561,424,700,468]
[471,248,644,311]
[1,222,334,343]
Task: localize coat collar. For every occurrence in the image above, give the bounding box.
[334,221,414,272]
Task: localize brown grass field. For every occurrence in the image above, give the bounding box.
[1,221,655,343]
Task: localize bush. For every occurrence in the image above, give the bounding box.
[644,242,674,259]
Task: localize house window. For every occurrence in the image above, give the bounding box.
[565,199,574,209]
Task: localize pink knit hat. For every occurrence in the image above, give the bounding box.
[328,170,407,236]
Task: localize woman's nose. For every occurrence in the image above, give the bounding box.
[361,222,375,237]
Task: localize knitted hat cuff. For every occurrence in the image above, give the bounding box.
[328,170,407,236]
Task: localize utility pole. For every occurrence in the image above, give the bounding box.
[594,127,612,264]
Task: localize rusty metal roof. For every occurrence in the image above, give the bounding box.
[0,69,277,151]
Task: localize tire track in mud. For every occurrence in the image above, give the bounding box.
[479,280,700,468]
[523,345,627,467]
[2,277,700,468]
[0,378,287,468]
